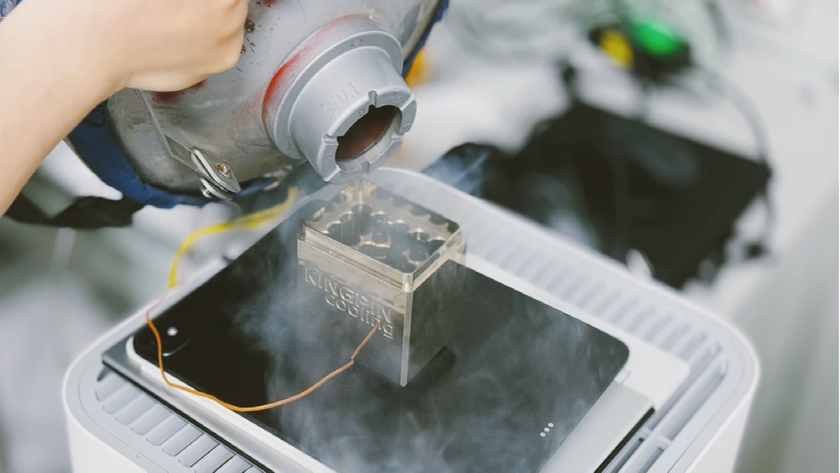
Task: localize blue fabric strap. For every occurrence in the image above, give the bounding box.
[403,0,449,76]
[67,102,208,208]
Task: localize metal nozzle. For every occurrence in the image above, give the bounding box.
[264,15,417,184]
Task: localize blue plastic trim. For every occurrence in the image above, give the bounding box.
[402,0,449,76]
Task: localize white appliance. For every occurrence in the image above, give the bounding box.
[63,169,758,472]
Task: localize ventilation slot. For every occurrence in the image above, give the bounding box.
[658,323,691,352]
[96,370,128,401]
[481,234,524,264]
[589,289,623,316]
[540,266,574,292]
[676,333,708,361]
[642,314,672,342]
[560,273,590,300]
[637,447,665,471]
[622,308,654,335]
[661,361,726,439]
[689,343,722,371]
[628,310,659,337]
[468,223,496,255]
[610,299,642,327]
[520,257,558,283]
[576,281,606,310]
[608,298,639,324]
[503,248,539,275]
[606,437,644,472]
[644,344,723,430]
[93,368,264,473]
[493,243,528,270]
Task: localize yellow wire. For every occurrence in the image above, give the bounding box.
[149,186,378,412]
[168,187,298,289]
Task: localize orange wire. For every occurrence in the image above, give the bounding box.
[144,189,376,411]
[145,295,378,412]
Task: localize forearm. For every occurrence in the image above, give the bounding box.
[0,0,119,215]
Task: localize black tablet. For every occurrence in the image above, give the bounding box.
[113,200,629,473]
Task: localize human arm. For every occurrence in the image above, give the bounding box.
[0,0,249,215]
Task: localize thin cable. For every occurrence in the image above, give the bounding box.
[145,302,378,413]
[696,69,771,165]
[169,188,299,288]
[148,185,378,412]
[686,68,775,257]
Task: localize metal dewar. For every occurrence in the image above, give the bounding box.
[107,0,437,195]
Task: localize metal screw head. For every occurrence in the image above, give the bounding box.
[216,163,231,176]
[199,178,233,201]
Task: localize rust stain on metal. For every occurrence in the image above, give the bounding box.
[261,45,310,120]
[261,15,373,127]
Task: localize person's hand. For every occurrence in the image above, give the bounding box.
[57,0,249,92]
[0,0,252,215]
